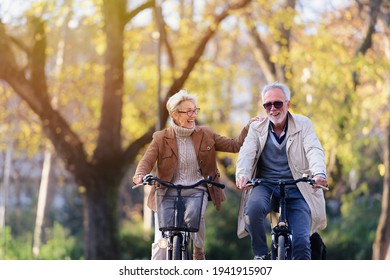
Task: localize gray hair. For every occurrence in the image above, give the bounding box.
[166,89,198,116]
[261,81,291,102]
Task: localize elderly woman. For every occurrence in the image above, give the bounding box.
[133,89,257,260]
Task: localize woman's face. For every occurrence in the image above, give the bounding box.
[172,100,199,129]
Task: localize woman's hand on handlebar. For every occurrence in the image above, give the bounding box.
[132,174,144,185]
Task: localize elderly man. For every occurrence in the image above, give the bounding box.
[236,82,327,260]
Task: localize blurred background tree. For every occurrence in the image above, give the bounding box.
[0,0,388,260]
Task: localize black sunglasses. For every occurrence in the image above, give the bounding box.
[263,101,285,110]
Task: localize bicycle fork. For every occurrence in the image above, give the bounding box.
[165,231,190,260]
[271,184,293,260]
[271,224,292,260]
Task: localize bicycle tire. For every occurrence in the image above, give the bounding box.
[278,235,286,260]
[172,235,182,260]
[271,244,277,260]
[286,235,292,260]
[183,237,190,260]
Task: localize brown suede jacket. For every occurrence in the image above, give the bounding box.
[133,124,249,211]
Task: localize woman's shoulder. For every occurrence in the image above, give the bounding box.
[196,125,214,135]
[153,127,174,139]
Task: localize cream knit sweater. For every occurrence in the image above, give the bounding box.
[170,120,204,185]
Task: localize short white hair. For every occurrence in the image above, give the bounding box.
[261,81,291,102]
[166,89,198,116]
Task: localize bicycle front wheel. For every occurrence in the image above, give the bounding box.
[277,235,286,260]
[172,235,182,260]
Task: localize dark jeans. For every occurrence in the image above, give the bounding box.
[244,184,311,259]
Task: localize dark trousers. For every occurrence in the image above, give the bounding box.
[244,184,311,259]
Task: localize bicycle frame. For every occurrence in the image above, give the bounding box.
[247,176,328,260]
[270,181,292,260]
[159,186,202,260]
[133,174,225,260]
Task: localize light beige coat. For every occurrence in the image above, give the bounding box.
[236,112,327,238]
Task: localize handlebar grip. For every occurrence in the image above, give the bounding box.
[208,181,225,189]
[306,177,329,190]
[143,174,154,182]
[307,178,316,185]
[313,184,329,191]
[205,175,225,189]
[132,183,144,189]
[132,174,155,190]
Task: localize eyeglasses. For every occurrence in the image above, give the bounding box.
[178,108,200,117]
[263,101,285,110]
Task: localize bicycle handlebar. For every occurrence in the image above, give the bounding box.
[132,174,225,190]
[247,176,329,191]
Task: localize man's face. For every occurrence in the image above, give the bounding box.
[263,88,289,127]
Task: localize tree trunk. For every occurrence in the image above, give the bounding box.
[83,176,121,259]
[32,147,53,257]
[373,118,390,259]
[371,0,389,259]
[372,42,390,257]
[0,139,13,258]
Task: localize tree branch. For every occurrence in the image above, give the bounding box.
[123,0,155,26]
[353,0,383,89]
[30,17,50,103]
[355,0,383,56]
[0,20,91,184]
[153,2,175,73]
[160,0,253,126]
[123,0,253,165]
[94,0,126,162]
[247,13,276,82]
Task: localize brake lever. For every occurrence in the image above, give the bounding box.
[312,183,329,191]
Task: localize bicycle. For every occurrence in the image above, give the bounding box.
[133,174,225,260]
[246,175,329,260]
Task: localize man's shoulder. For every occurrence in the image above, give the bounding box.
[250,118,268,132]
[290,113,312,125]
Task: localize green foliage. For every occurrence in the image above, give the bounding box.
[205,189,252,260]
[119,220,153,260]
[1,223,83,260]
[38,222,83,260]
[7,205,36,238]
[323,185,381,260]
[2,184,84,260]
[1,226,33,260]
[0,86,43,157]
[353,135,383,194]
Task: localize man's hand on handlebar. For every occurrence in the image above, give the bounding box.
[236,175,329,191]
[236,176,252,190]
[312,176,329,190]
